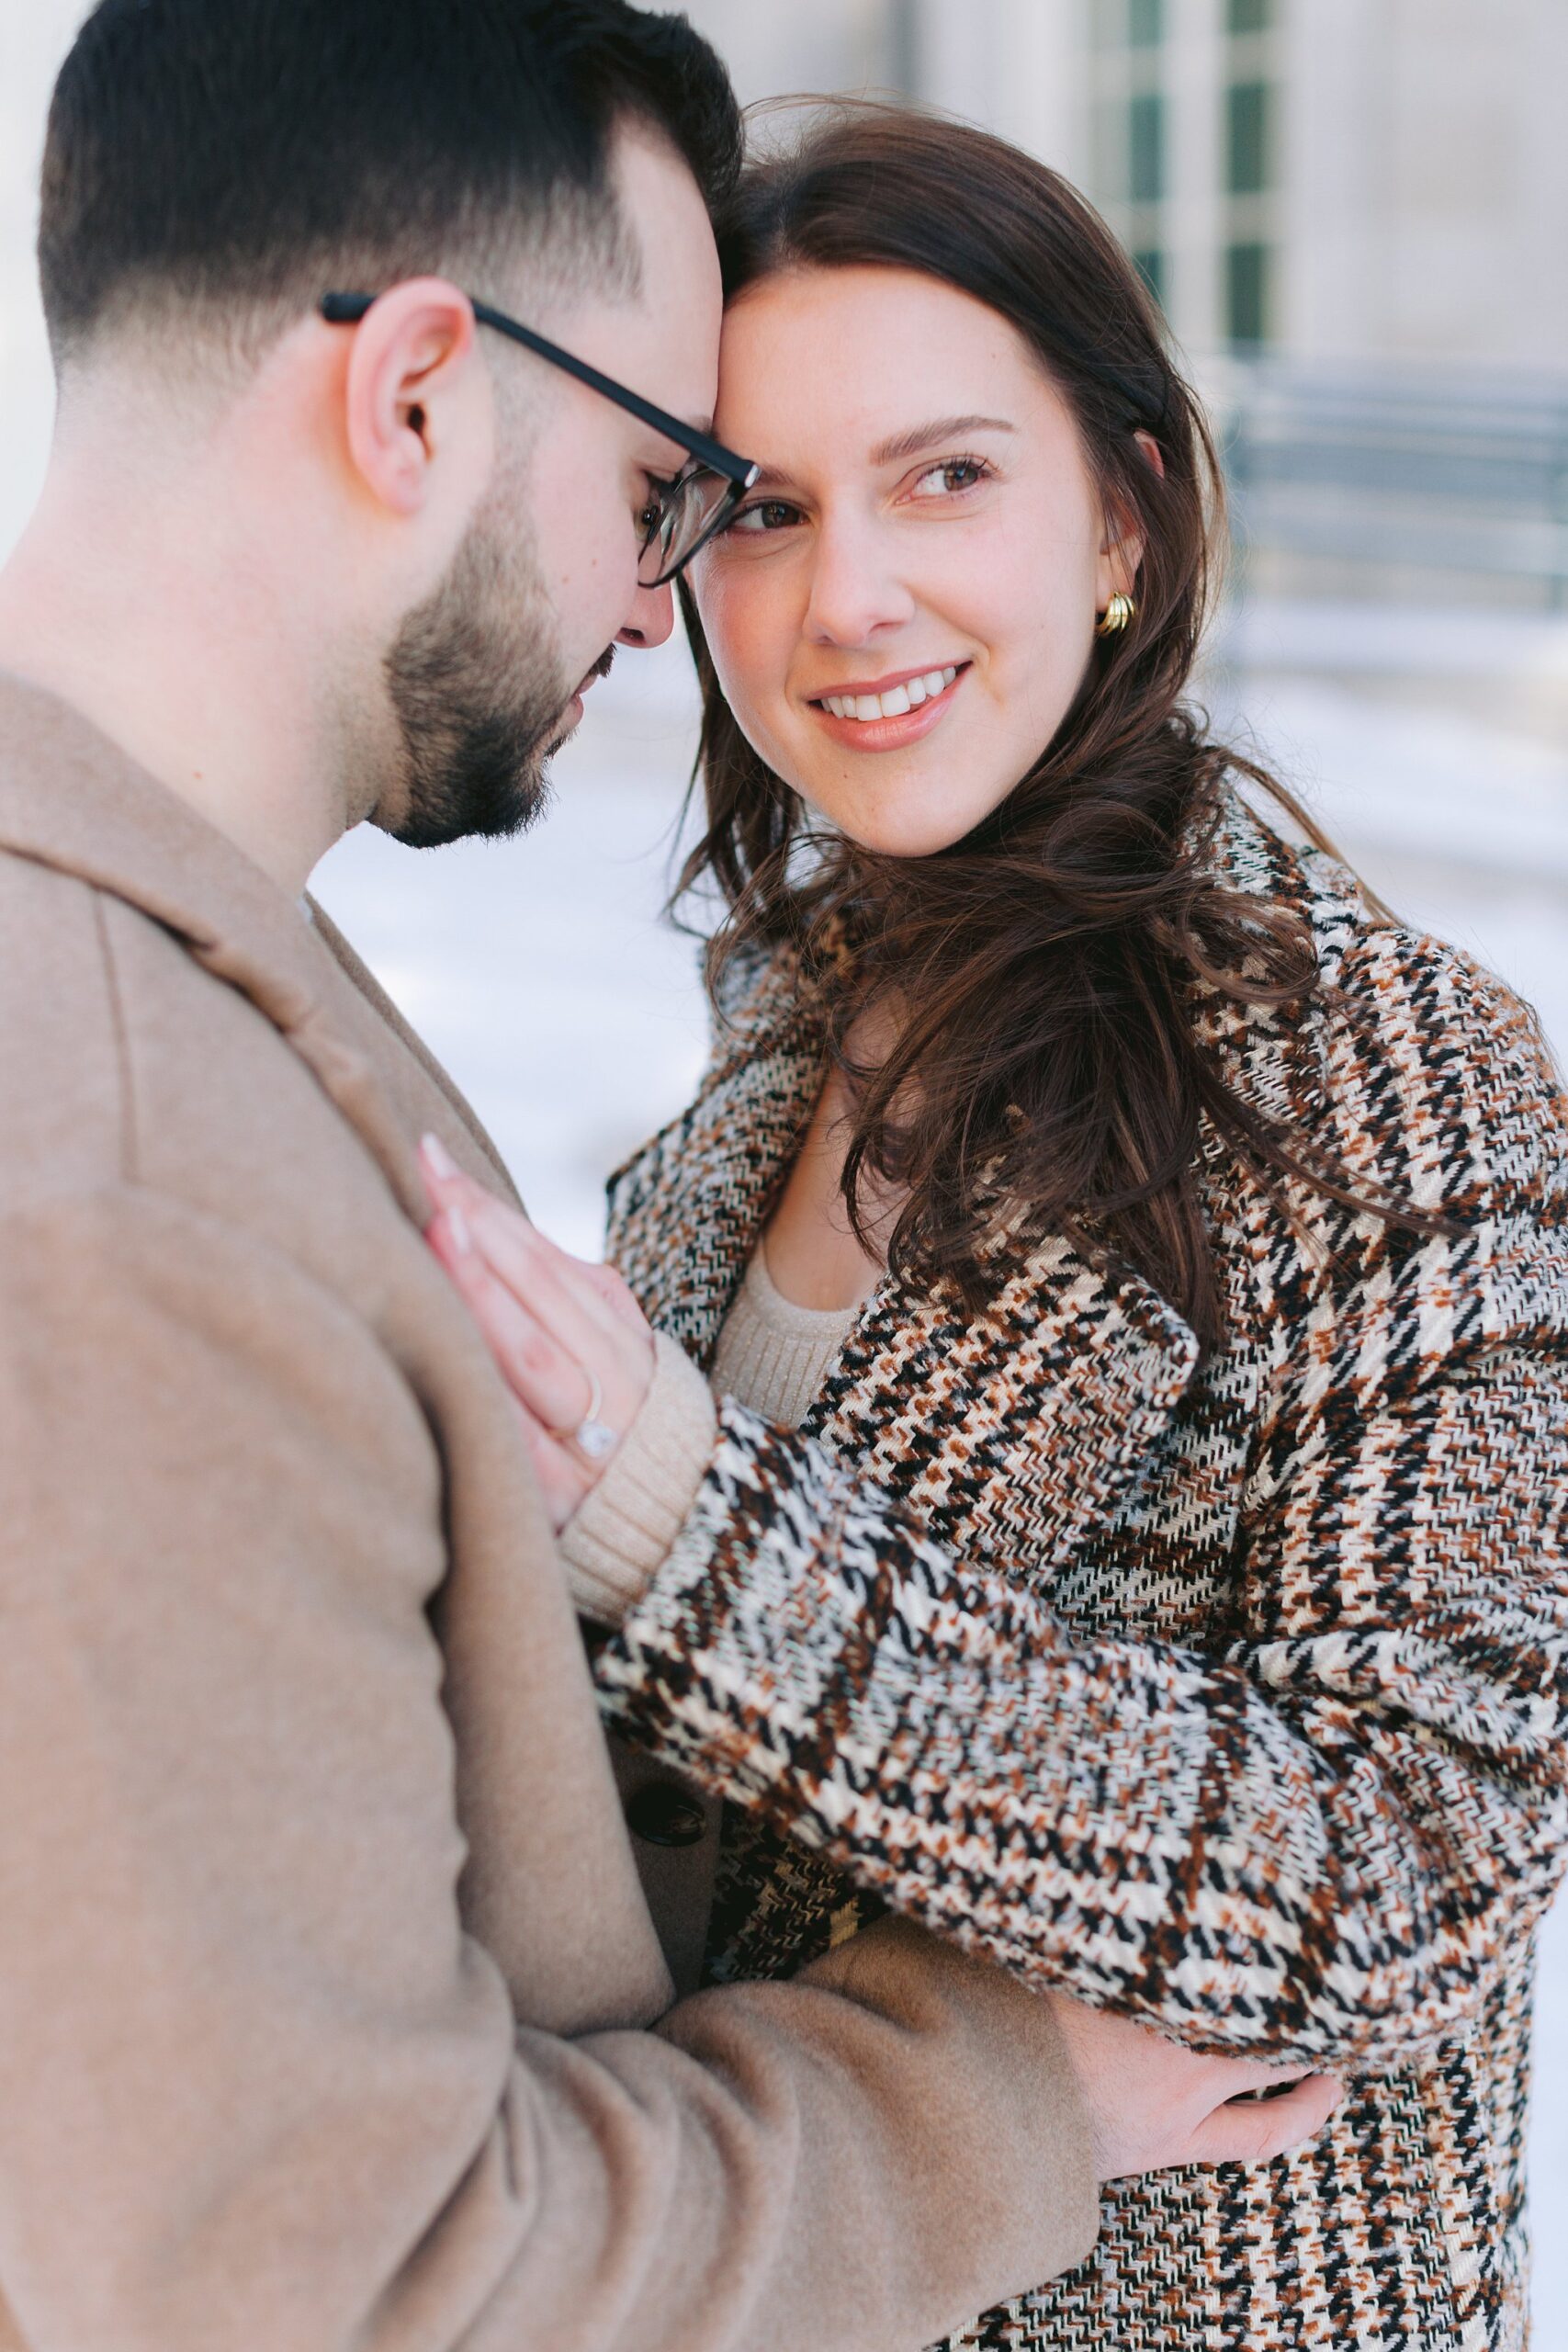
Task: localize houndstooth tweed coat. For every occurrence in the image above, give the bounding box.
[592,794,1568,2352]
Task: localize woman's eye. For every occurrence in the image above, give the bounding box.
[910,458,989,499]
[725,499,803,537]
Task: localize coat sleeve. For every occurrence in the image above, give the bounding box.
[594,953,1568,2074]
[0,1189,1097,2352]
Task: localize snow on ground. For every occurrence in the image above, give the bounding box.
[314,726,709,1260]
[313,619,1568,2338]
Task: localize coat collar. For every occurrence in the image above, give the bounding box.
[1189,786,1366,1124]
[612,976,1201,1570]
[612,802,1311,1378]
[608,788,1359,1573]
[0,669,512,1216]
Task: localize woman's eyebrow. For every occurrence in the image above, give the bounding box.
[744,414,1017,494]
[870,414,1016,465]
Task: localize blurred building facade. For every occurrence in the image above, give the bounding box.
[685,0,1568,369]
[682,0,1568,606]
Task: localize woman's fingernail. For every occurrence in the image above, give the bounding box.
[422,1131,458,1181]
[446,1204,472,1257]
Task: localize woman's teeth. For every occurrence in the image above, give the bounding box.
[818,665,960,722]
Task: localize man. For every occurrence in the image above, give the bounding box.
[0,5,1337,2347]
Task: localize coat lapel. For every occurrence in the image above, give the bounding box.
[809,1240,1200,1580]
[608,924,1201,1582]
[306,899,517,1195]
[608,954,826,1366]
[0,673,505,1217]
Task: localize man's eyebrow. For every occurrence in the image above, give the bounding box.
[870,414,1017,466]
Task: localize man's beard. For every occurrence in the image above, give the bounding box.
[379,517,578,850]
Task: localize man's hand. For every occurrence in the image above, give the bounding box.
[1046,1988,1342,2179]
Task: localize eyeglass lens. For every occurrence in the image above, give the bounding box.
[638,467,737,588]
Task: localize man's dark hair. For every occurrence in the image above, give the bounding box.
[39,0,741,367]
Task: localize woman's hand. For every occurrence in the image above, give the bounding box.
[419,1135,655,1530]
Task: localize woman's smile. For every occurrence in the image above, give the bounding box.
[807,660,968,752]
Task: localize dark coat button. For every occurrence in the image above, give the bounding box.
[626,1782,708,1849]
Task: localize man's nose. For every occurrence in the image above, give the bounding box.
[803,518,916,647]
[616,579,676,650]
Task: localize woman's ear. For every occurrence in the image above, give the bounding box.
[1098,431,1166,605]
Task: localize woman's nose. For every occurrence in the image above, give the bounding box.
[803,521,916,648]
[616,578,676,651]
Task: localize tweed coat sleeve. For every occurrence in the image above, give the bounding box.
[594,932,1568,2075]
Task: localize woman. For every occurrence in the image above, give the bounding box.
[423,105,1568,2350]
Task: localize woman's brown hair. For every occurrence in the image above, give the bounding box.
[676,102,1389,1346]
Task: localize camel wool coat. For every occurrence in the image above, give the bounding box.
[0,673,1098,2352]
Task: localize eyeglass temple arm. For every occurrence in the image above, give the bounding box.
[321,292,756,488]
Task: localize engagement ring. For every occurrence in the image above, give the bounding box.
[566,1370,617,1463]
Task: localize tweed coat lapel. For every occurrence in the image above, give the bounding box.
[606,789,1398,1586]
[608,793,1359,1583]
[609,951,1203,1584]
[805,1241,1201,1578]
[608,949,826,1363]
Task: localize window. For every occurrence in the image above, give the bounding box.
[1225,242,1271,344]
[1129,91,1165,203]
[1133,248,1167,311]
[1227,0,1272,28]
[1226,79,1271,195]
[886,0,920,95]
[1091,0,1164,53]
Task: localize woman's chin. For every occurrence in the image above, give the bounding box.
[831,810,989,860]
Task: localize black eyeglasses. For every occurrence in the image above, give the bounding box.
[321,291,757,586]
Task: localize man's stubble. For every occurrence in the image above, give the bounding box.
[380,500,577,851]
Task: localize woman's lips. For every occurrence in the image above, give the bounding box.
[807,662,970,752]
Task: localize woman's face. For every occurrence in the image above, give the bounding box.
[691,265,1144,858]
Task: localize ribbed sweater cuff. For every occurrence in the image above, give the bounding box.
[559,1331,718,1628]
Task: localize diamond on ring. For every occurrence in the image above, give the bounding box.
[566,1369,617,1463]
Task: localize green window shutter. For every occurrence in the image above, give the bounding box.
[1130,91,1165,203]
[1225,241,1272,344]
[1226,79,1272,194]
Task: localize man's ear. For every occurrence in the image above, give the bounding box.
[335,278,481,518]
[1098,429,1166,604]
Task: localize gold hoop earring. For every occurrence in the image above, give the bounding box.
[1095,592,1135,638]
